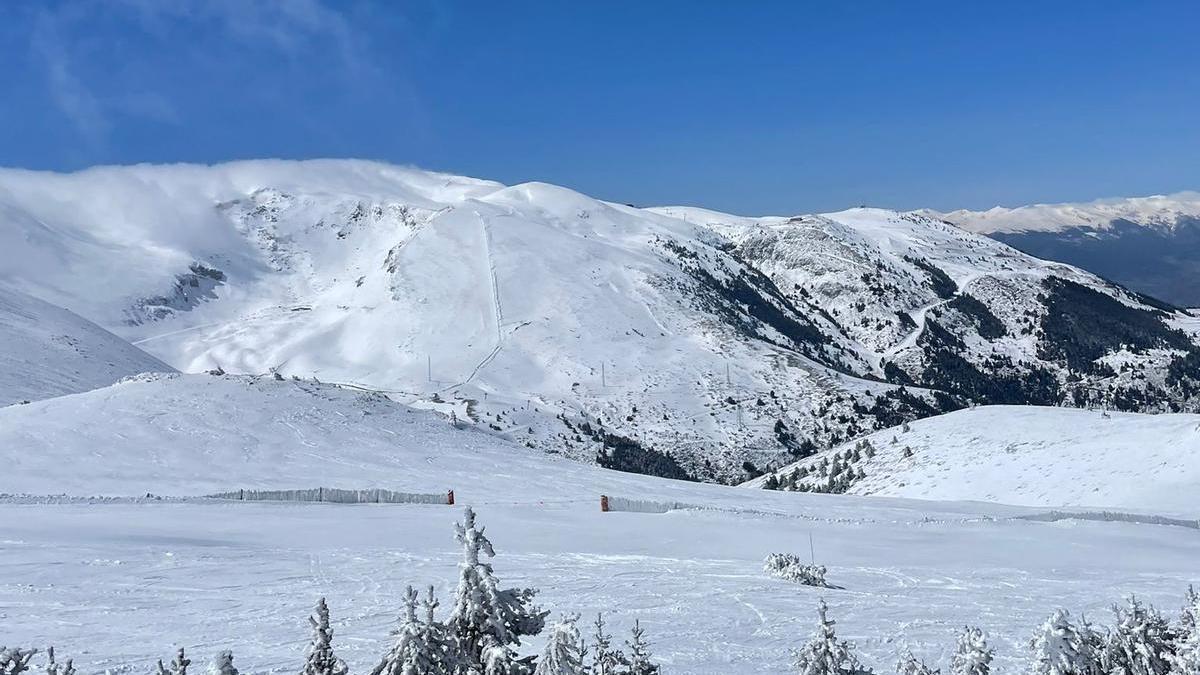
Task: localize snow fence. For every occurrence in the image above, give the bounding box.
[600,494,697,513]
[1012,509,1199,530]
[207,488,454,505]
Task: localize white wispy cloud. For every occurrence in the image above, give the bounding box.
[26,0,377,148]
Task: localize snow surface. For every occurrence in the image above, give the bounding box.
[0,160,880,479]
[930,191,1200,234]
[3,161,1194,480]
[1,374,1198,674]
[0,285,173,407]
[751,405,1200,516]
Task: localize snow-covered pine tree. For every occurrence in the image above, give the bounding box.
[625,621,659,675]
[590,613,625,675]
[533,615,585,675]
[1029,609,1101,675]
[1171,588,1200,675]
[1182,586,1199,636]
[1104,596,1176,675]
[479,635,524,675]
[158,648,191,675]
[791,600,868,675]
[1,648,37,675]
[448,507,546,671]
[418,586,460,675]
[44,647,74,675]
[950,627,992,675]
[301,598,348,675]
[206,651,238,675]
[896,649,938,675]
[372,586,426,675]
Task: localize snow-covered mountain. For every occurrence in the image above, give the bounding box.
[931,192,1200,306]
[0,285,173,406]
[748,405,1200,515]
[3,160,1200,482]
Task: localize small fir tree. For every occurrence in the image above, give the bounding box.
[1104,596,1176,675]
[206,651,238,675]
[301,598,348,675]
[791,600,868,675]
[896,649,938,675]
[533,615,585,675]
[44,648,74,675]
[157,648,191,675]
[624,621,659,675]
[448,507,546,671]
[591,613,624,675]
[1,648,37,675]
[1029,609,1101,675]
[950,627,992,675]
[1172,588,1200,675]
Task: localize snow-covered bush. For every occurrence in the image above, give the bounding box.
[791,599,871,674]
[533,615,586,675]
[44,648,74,675]
[0,648,36,675]
[1174,586,1200,675]
[1104,596,1176,675]
[1028,609,1103,675]
[950,626,992,675]
[206,651,238,675]
[895,649,938,675]
[372,585,458,675]
[156,648,190,675]
[765,553,829,587]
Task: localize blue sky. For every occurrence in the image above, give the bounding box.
[2,1,1198,214]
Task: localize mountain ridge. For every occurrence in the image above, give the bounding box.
[927,192,1200,306]
[4,160,1200,482]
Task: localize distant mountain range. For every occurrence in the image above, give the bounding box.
[929,192,1200,307]
[3,161,1200,483]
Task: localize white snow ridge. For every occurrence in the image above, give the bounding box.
[1,161,1199,675]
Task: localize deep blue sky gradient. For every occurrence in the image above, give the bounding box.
[2,1,1198,213]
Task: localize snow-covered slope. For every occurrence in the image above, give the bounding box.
[749,405,1200,515]
[0,371,715,501]
[1,373,1198,675]
[0,286,174,407]
[658,204,1200,420]
[4,161,1200,482]
[930,193,1200,306]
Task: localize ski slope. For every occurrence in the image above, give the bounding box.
[5,161,1198,481]
[1,375,1198,674]
[0,286,174,407]
[750,405,1200,516]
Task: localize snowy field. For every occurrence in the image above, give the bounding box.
[4,493,1199,674]
[2,375,1198,673]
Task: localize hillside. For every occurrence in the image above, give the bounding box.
[749,405,1200,515]
[1,373,1198,674]
[3,161,1200,482]
[931,192,1200,306]
[0,371,705,502]
[0,286,174,407]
